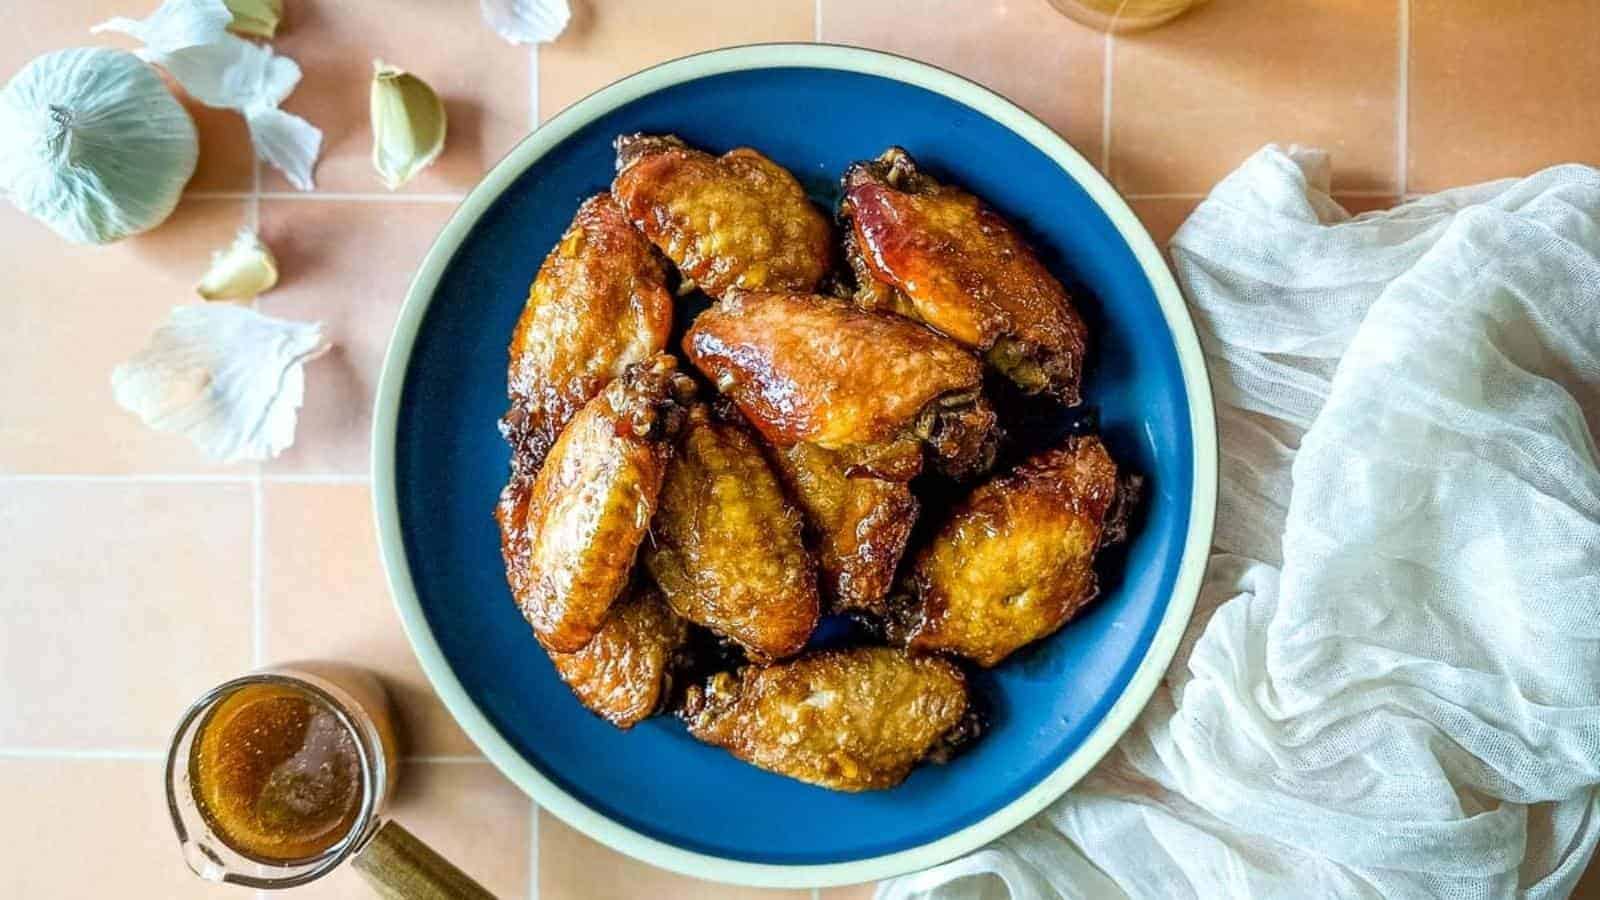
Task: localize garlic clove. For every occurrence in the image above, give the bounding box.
[480,0,571,45]
[111,304,328,463]
[223,0,282,39]
[370,60,447,191]
[197,228,279,301]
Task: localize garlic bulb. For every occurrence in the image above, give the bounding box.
[112,304,328,462]
[370,61,447,190]
[0,48,197,244]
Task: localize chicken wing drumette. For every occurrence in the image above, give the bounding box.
[546,585,689,728]
[501,192,673,476]
[684,291,999,480]
[890,436,1135,667]
[644,405,820,660]
[612,134,832,299]
[680,646,972,791]
[497,354,696,653]
[841,147,1090,404]
[767,441,918,616]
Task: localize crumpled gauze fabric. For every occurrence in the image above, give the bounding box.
[881,146,1600,900]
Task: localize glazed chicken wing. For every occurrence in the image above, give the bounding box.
[891,436,1134,667]
[497,355,696,653]
[768,441,918,616]
[501,192,673,475]
[547,585,689,728]
[684,291,999,479]
[841,147,1090,404]
[612,134,832,299]
[680,647,971,791]
[644,405,820,660]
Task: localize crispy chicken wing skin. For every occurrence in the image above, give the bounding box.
[497,355,696,653]
[768,441,918,616]
[644,405,820,659]
[680,647,970,791]
[501,193,673,475]
[892,436,1132,667]
[683,291,999,479]
[547,585,689,728]
[841,147,1090,404]
[612,134,832,299]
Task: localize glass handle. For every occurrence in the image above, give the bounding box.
[351,820,498,900]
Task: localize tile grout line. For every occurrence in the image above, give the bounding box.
[814,0,823,42]
[252,467,265,667]
[811,889,822,900]
[1100,32,1114,175]
[528,798,541,900]
[0,748,164,760]
[1396,0,1410,196]
[192,190,468,203]
[529,44,541,130]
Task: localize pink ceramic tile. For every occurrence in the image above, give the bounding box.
[285,762,532,899]
[822,883,880,900]
[267,1,531,193]
[1109,0,1399,195]
[258,199,456,475]
[821,0,1105,166]
[3,2,255,193]
[538,0,815,121]
[1409,0,1600,192]
[539,810,809,900]
[0,199,251,475]
[261,482,476,756]
[0,482,252,748]
[0,759,236,898]
[1129,196,1201,247]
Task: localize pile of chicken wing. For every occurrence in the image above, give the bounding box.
[495,135,1137,792]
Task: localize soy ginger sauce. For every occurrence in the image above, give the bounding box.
[188,682,366,863]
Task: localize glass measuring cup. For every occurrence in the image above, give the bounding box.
[1045,0,1208,32]
[166,663,493,897]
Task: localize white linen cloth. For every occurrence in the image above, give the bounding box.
[881,146,1600,900]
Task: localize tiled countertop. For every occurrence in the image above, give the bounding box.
[2,2,1596,898]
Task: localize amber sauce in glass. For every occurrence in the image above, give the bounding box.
[189,682,366,863]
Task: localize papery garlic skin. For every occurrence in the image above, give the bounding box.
[112,304,328,463]
[481,0,571,44]
[224,0,282,38]
[197,229,279,300]
[0,48,198,244]
[94,0,324,191]
[370,61,447,191]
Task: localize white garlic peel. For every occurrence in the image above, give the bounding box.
[370,61,447,191]
[95,0,323,191]
[112,304,328,463]
[480,0,571,45]
[224,0,282,39]
[197,229,278,300]
[0,48,198,244]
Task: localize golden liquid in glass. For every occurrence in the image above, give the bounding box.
[189,682,365,863]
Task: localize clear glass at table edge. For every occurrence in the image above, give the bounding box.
[166,662,495,897]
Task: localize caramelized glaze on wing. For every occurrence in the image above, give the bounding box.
[893,436,1131,667]
[683,291,999,479]
[612,134,832,299]
[768,441,918,616]
[680,647,969,791]
[644,405,820,660]
[841,147,1089,404]
[501,193,673,475]
[497,355,696,653]
[547,585,689,728]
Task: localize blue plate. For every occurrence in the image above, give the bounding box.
[373,45,1216,888]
